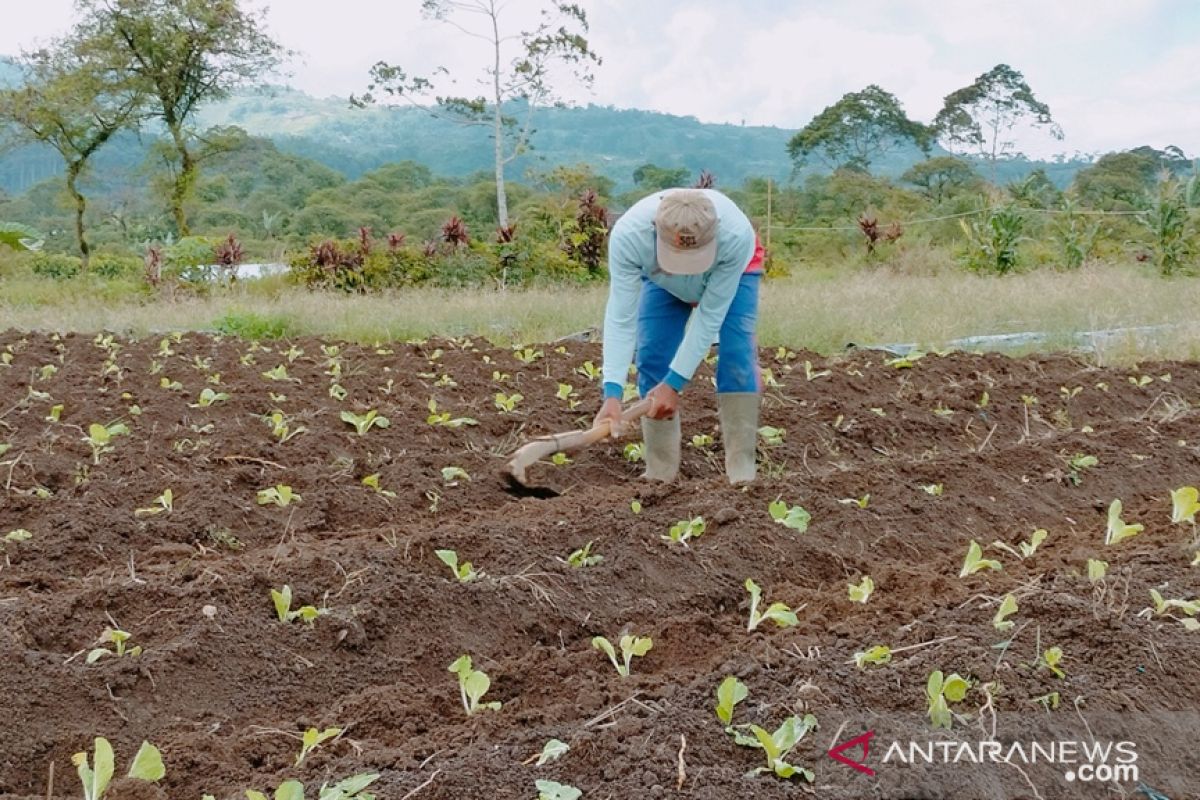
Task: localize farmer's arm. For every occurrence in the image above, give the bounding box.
[600,234,643,401]
[663,232,756,392]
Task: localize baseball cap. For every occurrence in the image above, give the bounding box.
[655,189,719,275]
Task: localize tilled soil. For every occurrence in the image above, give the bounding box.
[0,330,1197,800]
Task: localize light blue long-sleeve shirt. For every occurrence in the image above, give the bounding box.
[601,188,756,398]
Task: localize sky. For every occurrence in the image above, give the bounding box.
[5,0,1200,159]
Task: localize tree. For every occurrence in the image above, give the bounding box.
[934,64,1062,179]
[77,0,284,235]
[787,85,932,173]
[0,36,144,267]
[632,163,690,192]
[1071,151,1159,211]
[356,0,600,229]
[900,156,980,203]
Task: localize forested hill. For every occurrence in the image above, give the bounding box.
[0,59,1089,196]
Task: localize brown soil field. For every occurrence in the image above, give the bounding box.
[1,330,1197,800]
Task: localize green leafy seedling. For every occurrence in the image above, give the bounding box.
[630,500,642,514]
[623,442,644,462]
[1032,691,1061,712]
[257,485,300,507]
[847,575,874,603]
[134,489,174,518]
[494,392,523,413]
[74,738,164,800]
[341,409,390,436]
[922,482,944,496]
[960,540,1002,577]
[853,645,892,669]
[1087,558,1108,582]
[1147,589,1200,617]
[992,528,1048,560]
[993,594,1019,630]
[86,627,142,663]
[746,714,818,781]
[592,634,652,677]
[535,739,570,766]
[2,528,33,551]
[426,399,478,428]
[535,780,581,800]
[436,549,480,582]
[758,426,785,446]
[83,422,130,464]
[361,473,397,498]
[768,500,810,532]
[271,585,323,624]
[745,579,799,631]
[663,516,706,546]
[575,360,601,381]
[926,670,970,729]
[1067,453,1098,485]
[1038,646,1066,679]
[513,347,544,364]
[189,388,230,408]
[441,466,470,484]
[448,655,501,715]
[295,726,341,767]
[1105,499,1143,545]
[565,541,602,568]
[838,494,870,508]
[690,433,714,448]
[265,410,305,443]
[316,772,381,796]
[262,364,291,381]
[1171,486,1200,524]
[715,675,749,725]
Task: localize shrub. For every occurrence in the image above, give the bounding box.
[90,252,143,279]
[213,311,297,339]
[30,251,83,279]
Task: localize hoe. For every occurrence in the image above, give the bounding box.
[503,398,650,495]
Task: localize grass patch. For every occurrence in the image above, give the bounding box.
[213,310,298,340]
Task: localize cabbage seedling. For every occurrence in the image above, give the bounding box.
[854,645,892,669]
[361,474,396,498]
[746,714,818,781]
[1171,486,1200,524]
[804,360,830,380]
[513,347,544,364]
[271,585,323,624]
[441,466,470,484]
[959,540,1002,577]
[83,422,129,464]
[426,399,478,428]
[436,549,480,582]
[1038,646,1066,679]
[758,426,785,446]
[257,485,300,507]
[494,392,523,413]
[1087,558,1108,582]
[993,594,1019,631]
[535,739,570,766]
[448,655,501,714]
[246,774,379,800]
[592,634,652,677]
[1,529,32,550]
[74,738,164,800]
[535,780,581,800]
[745,579,799,631]
[926,670,970,730]
[886,351,924,368]
[266,410,306,443]
[262,364,291,381]
[922,483,944,496]
[134,489,174,518]
[768,500,810,532]
[295,726,341,767]
[1147,589,1200,617]
[340,409,390,436]
[86,627,142,663]
[847,575,874,603]
[623,442,644,462]
[715,675,748,725]
[663,516,706,546]
[1105,499,1143,545]
[838,494,870,508]
[189,388,229,408]
[565,541,602,568]
[329,383,348,401]
[690,433,714,448]
[992,528,1047,560]
[575,360,602,381]
[1066,453,1097,485]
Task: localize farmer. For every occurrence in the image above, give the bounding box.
[594,187,764,484]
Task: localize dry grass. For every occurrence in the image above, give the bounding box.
[4,260,1200,362]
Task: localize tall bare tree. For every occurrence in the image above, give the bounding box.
[0,35,144,267]
[356,1,600,229]
[76,0,284,235]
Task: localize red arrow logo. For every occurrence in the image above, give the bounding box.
[827,730,875,776]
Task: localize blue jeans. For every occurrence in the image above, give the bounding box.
[636,273,761,395]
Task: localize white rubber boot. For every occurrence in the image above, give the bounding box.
[719,393,760,484]
[640,415,681,482]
